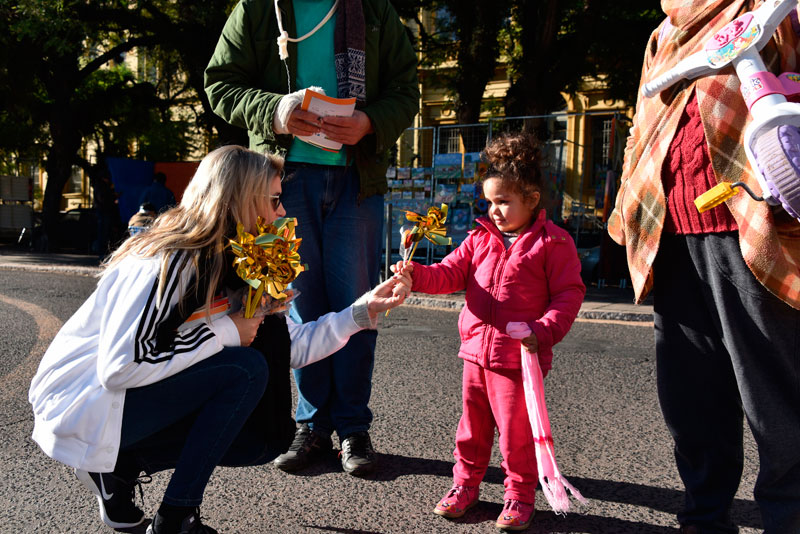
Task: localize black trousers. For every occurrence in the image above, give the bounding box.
[653,232,800,534]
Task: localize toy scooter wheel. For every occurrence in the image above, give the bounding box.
[753,124,800,220]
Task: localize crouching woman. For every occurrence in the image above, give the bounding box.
[28,145,411,534]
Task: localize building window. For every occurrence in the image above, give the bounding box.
[65,165,83,195]
[438,128,461,154]
[601,118,612,169]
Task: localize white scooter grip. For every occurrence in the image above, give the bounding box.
[642,54,712,98]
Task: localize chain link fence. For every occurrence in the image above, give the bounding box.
[383,113,631,284]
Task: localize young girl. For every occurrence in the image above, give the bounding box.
[29,145,411,534]
[394,132,585,530]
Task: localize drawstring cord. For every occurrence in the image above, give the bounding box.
[273,0,339,93]
[274,0,339,59]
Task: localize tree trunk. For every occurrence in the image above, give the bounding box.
[450,0,510,144]
[504,0,565,138]
[42,123,81,252]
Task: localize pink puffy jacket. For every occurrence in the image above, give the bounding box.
[411,211,585,374]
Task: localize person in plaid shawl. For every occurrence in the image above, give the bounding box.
[609,1,800,533]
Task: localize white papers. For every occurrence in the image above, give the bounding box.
[296,89,356,152]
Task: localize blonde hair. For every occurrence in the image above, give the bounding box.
[104,145,284,312]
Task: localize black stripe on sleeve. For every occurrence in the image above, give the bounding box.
[134,254,190,363]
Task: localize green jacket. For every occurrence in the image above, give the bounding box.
[205,0,419,198]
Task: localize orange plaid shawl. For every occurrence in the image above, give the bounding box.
[609,0,800,309]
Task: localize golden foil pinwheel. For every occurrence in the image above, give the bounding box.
[229,217,307,318]
[387,204,452,317]
[402,203,453,260]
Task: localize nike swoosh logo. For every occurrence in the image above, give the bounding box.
[99,475,114,500]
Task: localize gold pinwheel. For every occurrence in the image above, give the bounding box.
[229,217,307,318]
[388,204,452,317]
[402,203,453,262]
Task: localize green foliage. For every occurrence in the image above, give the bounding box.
[583,3,663,102]
[0,0,239,170]
[400,0,662,121]
[0,0,244,248]
[136,112,195,162]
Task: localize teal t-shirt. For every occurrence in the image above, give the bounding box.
[286,0,347,166]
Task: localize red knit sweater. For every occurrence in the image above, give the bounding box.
[662,94,738,234]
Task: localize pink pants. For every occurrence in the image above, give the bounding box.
[452,360,538,503]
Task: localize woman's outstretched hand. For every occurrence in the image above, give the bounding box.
[366,270,413,318]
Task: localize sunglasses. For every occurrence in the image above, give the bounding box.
[268,194,282,211]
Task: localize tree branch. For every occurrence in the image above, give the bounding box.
[78,36,158,81]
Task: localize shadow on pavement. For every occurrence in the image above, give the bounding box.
[368,453,506,483]
[570,476,761,530]
[298,527,385,534]
[354,454,762,532]
[528,513,681,534]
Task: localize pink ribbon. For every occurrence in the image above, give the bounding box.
[507,321,588,514]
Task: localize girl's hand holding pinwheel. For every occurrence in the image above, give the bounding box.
[386,204,451,316]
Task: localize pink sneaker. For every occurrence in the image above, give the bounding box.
[495,499,535,530]
[433,484,479,518]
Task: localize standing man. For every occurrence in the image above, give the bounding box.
[205,0,418,477]
[609,2,800,533]
[139,172,176,213]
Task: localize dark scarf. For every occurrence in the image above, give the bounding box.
[334,0,366,106]
[159,251,296,452]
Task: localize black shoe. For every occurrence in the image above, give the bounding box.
[273,424,333,472]
[146,508,217,534]
[74,469,146,529]
[339,431,377,477]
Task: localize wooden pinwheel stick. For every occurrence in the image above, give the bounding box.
[386,239,420,317]
[405,239,420,264]
[245,282,266,318]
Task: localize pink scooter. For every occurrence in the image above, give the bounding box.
[642,0,800,221]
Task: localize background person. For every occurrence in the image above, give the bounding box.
[29,145,412,534]
[127,202,157,236]
[205,0,419,477]
[139,171,176,214]
[608,2,800,532]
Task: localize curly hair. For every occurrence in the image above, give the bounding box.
[480,131,545,209]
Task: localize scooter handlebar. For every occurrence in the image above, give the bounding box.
[642,68,688,98]
[642,54,712,98]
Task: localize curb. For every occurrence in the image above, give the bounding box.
[0,262,654,323]
[405,295,653,322]
[577,309,653,322]
[404,295,464,311]
[0,262,101,277]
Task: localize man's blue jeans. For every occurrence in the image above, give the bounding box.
[281,163,384,438]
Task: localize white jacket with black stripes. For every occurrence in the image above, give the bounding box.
[29,252,376,473]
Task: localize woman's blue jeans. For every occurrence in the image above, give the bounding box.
[281,163,384,438]
[117,346,283,507]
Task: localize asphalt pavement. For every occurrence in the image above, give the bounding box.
[0,256,763,534]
